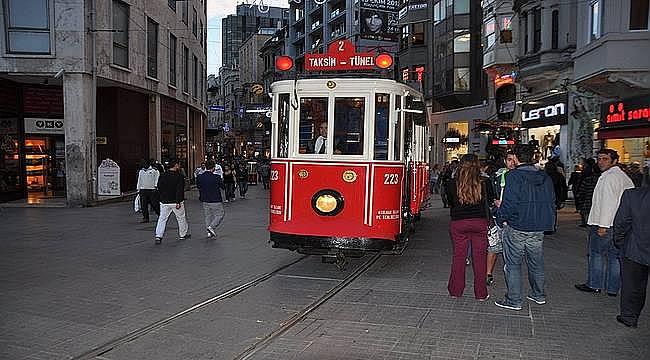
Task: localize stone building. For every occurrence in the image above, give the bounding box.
[0,0,207,205]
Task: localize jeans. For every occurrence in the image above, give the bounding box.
[587,226,620,293]
[225,183,235,200]
[155,202,189,238]
[502,225,545,306]
[448,218,488,299]
[238,181,248,197]
[203,202,225,231]
[138,189,158,221]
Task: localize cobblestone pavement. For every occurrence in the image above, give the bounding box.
[250,202,649,360]
[0,188,648,359]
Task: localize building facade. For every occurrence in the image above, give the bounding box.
[430,0,489,164]
[572,0,650,166]
[0,0,207,205]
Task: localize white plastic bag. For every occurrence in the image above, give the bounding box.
[134,194,141,213]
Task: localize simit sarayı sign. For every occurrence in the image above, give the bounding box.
[601,95,650,129]
[305,40,377,71]
[520,93,568,128]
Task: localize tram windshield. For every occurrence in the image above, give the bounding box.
[298,97,328,154]
[333,98,365,155]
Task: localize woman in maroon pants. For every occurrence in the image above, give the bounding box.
[445,154,495,300]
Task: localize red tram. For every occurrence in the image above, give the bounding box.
[268,77,430,261]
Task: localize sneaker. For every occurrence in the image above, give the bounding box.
[616,315,638,328]
[486,274,494,286]
[207,227,217,238]
[494,299,522,311]
[477,294,490,302]
[179,234,191,240]
[465,257,471,266]
[155,237,162,244]
[574,283,601,293]
[224,200,229,203]
[526,295,546,305]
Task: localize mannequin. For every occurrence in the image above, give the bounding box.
[542,131,555,159]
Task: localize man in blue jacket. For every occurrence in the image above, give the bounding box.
[494,144,556,310]
[613,186,650,328]
[196,160,225,238]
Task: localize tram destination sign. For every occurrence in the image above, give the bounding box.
[306,39,377,71]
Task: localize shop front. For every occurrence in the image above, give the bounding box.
[23,118,66,200]
[520,93,569,165]
[598,95,650,166]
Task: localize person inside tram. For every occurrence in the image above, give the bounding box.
[313,121,327,154]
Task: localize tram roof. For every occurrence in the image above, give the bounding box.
[271,77,424,98]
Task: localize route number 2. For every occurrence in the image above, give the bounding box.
[270,170,279,181]
[383,173,399,185]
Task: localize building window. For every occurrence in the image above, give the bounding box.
[169,33,177,86]
[412,22,425,45]
[147,18,158,78]
[434,1,446,24]
[4,0,51,54]
[192,7,197,37]
[484,18,496,49]
[533,7,542,52]
[182,0,188,25]
[551,10,559,49]
[183,45,189,93]
[193,54,198,97]
[400,25,409,50]
[199,20,203,47]
[200,63,204,103]
[168,0,175,11]
[453,67,470,91]
[590,1,601,40]
[112,0,129,67]
[454,0,470,14]
[629,0,649,30]
[453,30,470,53]
[522,11,528,53]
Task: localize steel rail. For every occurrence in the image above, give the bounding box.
[234,252,383,360]
[72,255,309,360]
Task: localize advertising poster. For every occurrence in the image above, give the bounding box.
[360,8,399,42]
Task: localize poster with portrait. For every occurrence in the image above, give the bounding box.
[360,9,399,42]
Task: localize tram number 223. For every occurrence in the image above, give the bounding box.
[270,169,279,181]
[383,173,399,185]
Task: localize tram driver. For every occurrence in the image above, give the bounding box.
[313,121,327,154]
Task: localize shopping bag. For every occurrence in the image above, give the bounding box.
[134,194,141,213]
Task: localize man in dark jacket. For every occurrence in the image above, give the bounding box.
[196,160,225,238]
[613,187,650,328]
[494,144,556,311]
[154,159,190,244]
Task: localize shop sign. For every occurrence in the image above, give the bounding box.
[601,96,650,129]
[442,137,460,143]
[520,93,568,128]
[306,40,378,71]
[24,118,64,134]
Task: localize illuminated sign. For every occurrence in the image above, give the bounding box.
[442,137,460,143]
[415,66,425,82]
[520,93,568,127]
[305,39,392,71]
[494,71,517,87]
[492,139,515,145]
[601,96,650,129]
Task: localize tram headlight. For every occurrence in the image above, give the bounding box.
[311,189,344,216]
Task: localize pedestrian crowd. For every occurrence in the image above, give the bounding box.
[439,145,649,328]
[135,155,272,243]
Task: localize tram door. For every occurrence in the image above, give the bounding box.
[24,136,65,199]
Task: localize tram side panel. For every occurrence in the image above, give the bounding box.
[369,164,405,238]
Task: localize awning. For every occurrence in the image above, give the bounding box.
[597,126,650,140]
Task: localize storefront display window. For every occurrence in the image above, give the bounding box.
[525,125,560,161]
[605,137,650,165]
[0,118,22,201]
[444,121,469,161]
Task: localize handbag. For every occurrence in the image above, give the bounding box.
[483,184,501,247]
[134,194,141,213]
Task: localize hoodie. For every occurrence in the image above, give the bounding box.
[497,164,556,232]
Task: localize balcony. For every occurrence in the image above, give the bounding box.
[310,21,323,32]
[329,8,346,21]
[572,32,650,98]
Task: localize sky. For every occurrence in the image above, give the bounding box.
[207,0,290,75]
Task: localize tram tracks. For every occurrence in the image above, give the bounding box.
[72,252,381,360]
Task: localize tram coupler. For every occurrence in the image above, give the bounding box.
[322,251,347,270]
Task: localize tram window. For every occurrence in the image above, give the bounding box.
[277,94,290,158]
[298,97,328,154]
[393,95,401,161]
[334,97,365,155]
[374,93,389,160]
